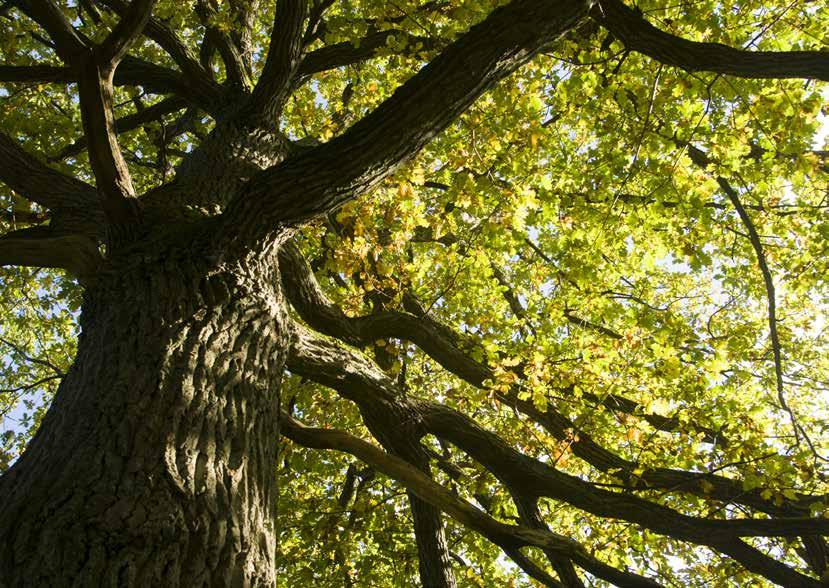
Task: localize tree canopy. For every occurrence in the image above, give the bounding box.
[0,0,827,586]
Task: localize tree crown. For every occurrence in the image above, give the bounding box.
[1,0,827,585]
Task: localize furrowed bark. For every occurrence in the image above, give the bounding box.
[0,228,290,586]
[593,0,829,80]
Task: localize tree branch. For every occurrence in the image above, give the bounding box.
[52,95,187,160]
[96,0,155,67]
[592,0,829,81]
[683,144,821,460]
[222,0,591,249]
[20,0,87,63]
[0,60,223,112]
[281,411,664,588]
[0,226,101,277]
[0,64,74,83]
[20,0,155,237]
[94,0,220,100]
[195,0,250,90]
[0,131,99,213]
[246,0,308,122]
[295,29,438,81]
[286,321,825,587]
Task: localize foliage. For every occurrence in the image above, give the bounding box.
[1,0,827,586]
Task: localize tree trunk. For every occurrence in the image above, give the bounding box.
[0,234,289,587]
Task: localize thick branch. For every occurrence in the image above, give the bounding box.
[22,0,154,234]
[75,63,143,232]
[196,0,250,90]
[0,227,101,276]
[96,0,155,67]
[0,60,223,112]
[247,0,308,122]
[21,0,87,62]
[0,131,98,212]
[222,0,590,248]
[592,0,829,81]
[0,64,74,83]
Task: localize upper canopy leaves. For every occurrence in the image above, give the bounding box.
[1,0,827,585]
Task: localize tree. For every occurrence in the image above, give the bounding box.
[0,0,827,585]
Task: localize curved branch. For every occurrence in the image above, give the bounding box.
[281,411,664,588]
[683,144,820,460]
[278,242,821,517]
[286,322,825,587]
[592,0,829,81]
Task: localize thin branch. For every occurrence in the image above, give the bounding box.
[281,411,664,588]
[0,336,66,378]
[295,29,438,80]
[20,0,87,62]
[52,95,187,160]
[683,145,824,461]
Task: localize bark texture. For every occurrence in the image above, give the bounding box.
[0,230,289,586]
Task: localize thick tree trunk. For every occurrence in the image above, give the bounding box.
[0,234,289,586]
